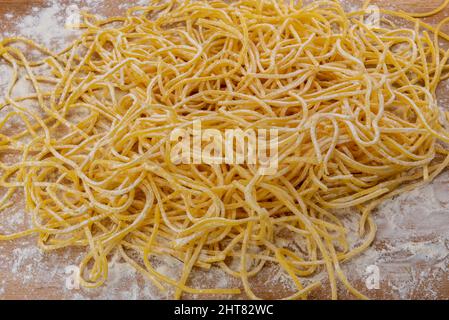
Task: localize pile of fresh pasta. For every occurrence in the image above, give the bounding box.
[1,0,449,299]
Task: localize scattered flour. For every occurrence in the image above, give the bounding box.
[119,0,150,10]
[0,0,149,51]
[344,177,449,299]
[2,1,80,51]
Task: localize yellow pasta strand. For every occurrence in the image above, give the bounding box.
[406,0,449,18]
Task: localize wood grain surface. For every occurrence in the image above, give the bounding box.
[0,0,448,300]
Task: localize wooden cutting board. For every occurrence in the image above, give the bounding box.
[0,0,448,300]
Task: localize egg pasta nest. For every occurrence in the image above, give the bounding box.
[1,0,449,299]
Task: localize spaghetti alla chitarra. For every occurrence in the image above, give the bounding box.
[1,0,449,299]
